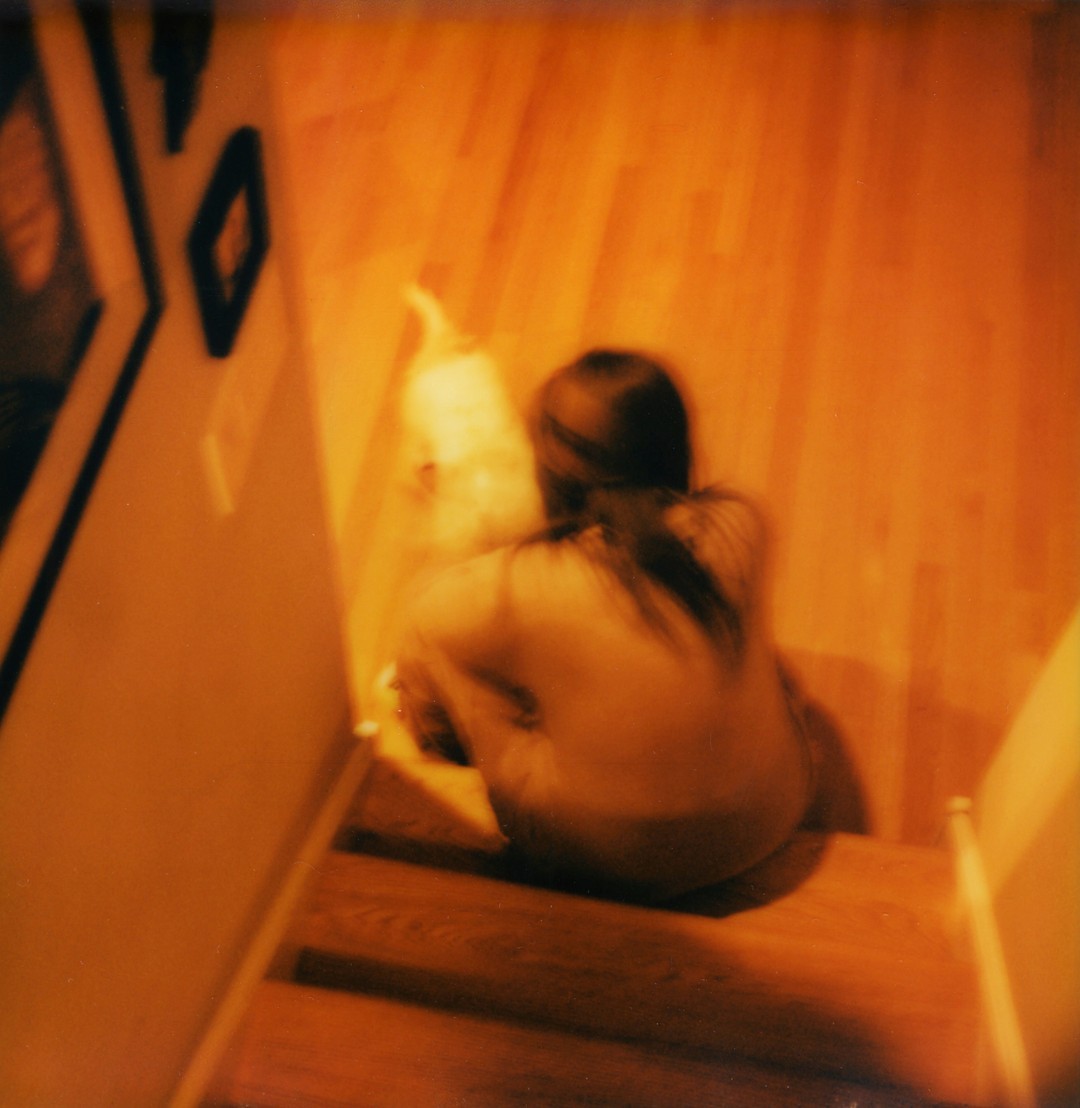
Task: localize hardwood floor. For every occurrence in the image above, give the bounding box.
[269,0,1080,845]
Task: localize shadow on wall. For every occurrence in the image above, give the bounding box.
[683,645,1004,912]
[791,675,871,839]
[783,648,1001,847]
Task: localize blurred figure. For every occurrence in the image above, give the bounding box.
[392,350,813,901]
[397,285,544,563]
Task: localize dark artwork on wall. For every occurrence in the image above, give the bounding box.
[187,126,270,358]
[150,0,214,155]
[0,2,163,720]
[0,9,101,543]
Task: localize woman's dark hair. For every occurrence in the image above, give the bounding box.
[530,350,743,649]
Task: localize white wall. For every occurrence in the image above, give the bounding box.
[975,608,1080,1105]
[0,6,352,1104]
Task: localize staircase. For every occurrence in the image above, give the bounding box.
[203,757,986,1106]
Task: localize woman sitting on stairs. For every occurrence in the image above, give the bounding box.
[391,350,815,902]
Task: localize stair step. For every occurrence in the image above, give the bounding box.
[675,829,962,944]
[335,755,508,873]
[207,980,923,1107]
[286,841,981,1104]
[340,755,966,954]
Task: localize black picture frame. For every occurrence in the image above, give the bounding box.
[1,7,102,541]
[0,1,163,720]
[187,125,270,358]
[150,0,214,155]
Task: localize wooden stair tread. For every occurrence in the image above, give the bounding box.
[342,755,963,939]
[336,755,507,863]
[678,829,961,939]
[345,759,964,951]
[287,845,981,1104]
[207,979,924,1107]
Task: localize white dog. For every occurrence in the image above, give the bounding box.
[398,285,544,563]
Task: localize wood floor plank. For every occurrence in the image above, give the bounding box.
[287,847,980,1104]
[208,980,925,1107]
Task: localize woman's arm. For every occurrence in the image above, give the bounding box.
[392,548,520,764]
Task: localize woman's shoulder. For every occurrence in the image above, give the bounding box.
[400,547,516,653]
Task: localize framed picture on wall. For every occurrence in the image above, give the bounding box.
[0,0,162,717]
[187,126,270,358]
[1,12,100,536]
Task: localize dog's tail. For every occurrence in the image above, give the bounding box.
[404,283,466,362]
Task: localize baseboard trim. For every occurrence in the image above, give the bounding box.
[947,797,1036,1108]
[169,725,377,1108]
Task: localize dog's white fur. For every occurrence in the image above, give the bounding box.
[399,285,544,562]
